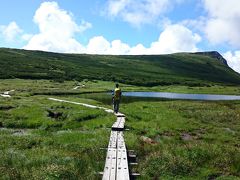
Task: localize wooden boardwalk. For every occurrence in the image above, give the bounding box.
[102,114,130,180]
[47,98,136,179]
[111,116,125,131]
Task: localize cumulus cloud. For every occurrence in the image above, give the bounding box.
[86,36,131,55]
[109,40,131,54]
[87,36,111,54]
[224,51,240,73]
[86,24,201,55]
[203,0,240,47]
[24,1,91,53]
[21,34,33,41]
[105,0,183,26]
[0,21,23,42]
[129,44,148,55]
[149,24,201,54]
[22,1,200,55]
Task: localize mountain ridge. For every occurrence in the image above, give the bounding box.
[193,51,228,66]
[0,48,239,86]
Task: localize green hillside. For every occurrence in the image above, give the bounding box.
[0,48,240,86]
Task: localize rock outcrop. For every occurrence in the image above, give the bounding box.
[193,51,228,66]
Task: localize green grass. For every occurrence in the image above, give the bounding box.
[1,79,240,97]
[0,90,115,179]
[0,128,108,179]
[1,79,240,179]
[121,100,240,179]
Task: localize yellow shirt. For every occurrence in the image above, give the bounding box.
[114,88,121,100]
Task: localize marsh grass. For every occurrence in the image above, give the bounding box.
[1,79,240,97]
[1,79,240,179]
[121,100,240,179]
[0,90,114,179]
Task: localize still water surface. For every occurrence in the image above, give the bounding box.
[122,92,240,101]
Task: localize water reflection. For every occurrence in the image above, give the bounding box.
[77,91,240,106]
[123,92,240,101]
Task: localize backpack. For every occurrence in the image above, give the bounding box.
[114,88,121,100]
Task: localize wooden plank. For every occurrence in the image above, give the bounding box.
[102,148,117,180]
[108,131,117,149]
[116,132,130,180]
[103,131,118,179]
[112,117,125,131]
[112,120,120,129]
[118,117,125,129]
[103,115,130,180]
[116,149,129,180]
[117,132,125,149]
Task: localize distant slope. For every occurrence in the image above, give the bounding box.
[0,48,240,86]
[193,51,228,66]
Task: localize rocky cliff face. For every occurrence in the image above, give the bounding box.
[193,51,228,66]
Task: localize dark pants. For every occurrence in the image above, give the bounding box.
[113,99,120,113]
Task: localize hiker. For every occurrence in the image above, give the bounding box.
[113,83,122,113]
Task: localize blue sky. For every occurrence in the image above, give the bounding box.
[0,0,240,73]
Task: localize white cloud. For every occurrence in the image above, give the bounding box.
[181,16,207,32]
[21,1,200,55]
[109,40,131,54]
[21,34,33,41]
[105,0,183,27]
[87,36,110,54]
[86,36,131,55]
[0,21,23,42]
[107,0,129,16]
[24,1,91,53]
[149,24,201,54]
[129,44,148,55]
[223,51,240,73]
[86,24,201,55]
[203,0,240,47]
